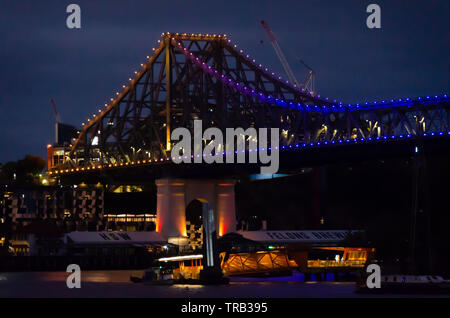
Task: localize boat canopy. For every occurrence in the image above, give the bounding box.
[65,231,167,245]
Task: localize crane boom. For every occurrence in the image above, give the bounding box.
[50,98,61,123]
[260,20,301,88]
[299,59,315,93]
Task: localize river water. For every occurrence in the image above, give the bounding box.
[0,270,447,298]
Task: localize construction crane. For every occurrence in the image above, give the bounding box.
[260,20,315,94]
[50,98,61,123]
[298,59,315,94]
[261,20,301,88]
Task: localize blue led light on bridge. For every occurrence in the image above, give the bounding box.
[61,35,450,176]
[175,39,449,114]
[50,128,450,175]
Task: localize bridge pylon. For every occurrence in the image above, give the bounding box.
[155,178,236,245]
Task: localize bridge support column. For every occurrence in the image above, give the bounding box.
[215,181,236,237]
[156,179,187,238]
[155,178,236,241]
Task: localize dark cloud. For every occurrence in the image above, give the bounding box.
[0,0,449,162]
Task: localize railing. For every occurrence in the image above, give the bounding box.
[307,259,366,268]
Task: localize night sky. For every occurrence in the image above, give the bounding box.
[0,0,448,163]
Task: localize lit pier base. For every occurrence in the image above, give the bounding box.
[199,265,229,285]
[155,178,236,240]
[156,179,187,239]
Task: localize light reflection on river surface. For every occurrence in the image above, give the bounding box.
[0,271,447,298]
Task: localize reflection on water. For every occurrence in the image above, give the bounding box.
[1,271,447,298]
[1,270,356,286]
[172,284,205,290]
[1,270,143,284]
[229,271,350,283]
[39,272,66,282]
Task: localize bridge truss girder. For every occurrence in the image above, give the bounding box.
[62,33,450,170]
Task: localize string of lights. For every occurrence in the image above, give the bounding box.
[53,33,448,175]
[50,128,450,175]
[76,33,448,143]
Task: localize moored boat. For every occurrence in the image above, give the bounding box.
[130,266,174,285]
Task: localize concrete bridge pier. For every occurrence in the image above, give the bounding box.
[155,178,236,244]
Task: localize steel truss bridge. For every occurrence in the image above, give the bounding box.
[50,33,449,177]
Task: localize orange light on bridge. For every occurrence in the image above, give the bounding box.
[218,223,226,237]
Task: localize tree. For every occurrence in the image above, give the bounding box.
[19,155,46,175]
[0,155,46,184]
